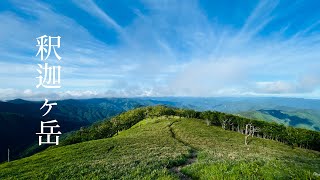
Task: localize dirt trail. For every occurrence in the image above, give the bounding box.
[168,121,198,180]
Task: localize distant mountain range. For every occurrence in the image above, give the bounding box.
[0,98,143,162]
[141,97,320,131]
[143,97,320,112]
[1,97,320,163]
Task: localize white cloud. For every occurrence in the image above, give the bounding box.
[255,74,320,94]
[255,81,294,94]
[72,0,124,34]
[0,0,320,98]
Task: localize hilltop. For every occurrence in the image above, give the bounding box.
[2,97,320,163]
[1,106,319,179]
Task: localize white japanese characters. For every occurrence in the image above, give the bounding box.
[36,63,61,88]
[36,35,62,61]
[35,35,62,146]
[40,98,57,117]
[36,120,61,145]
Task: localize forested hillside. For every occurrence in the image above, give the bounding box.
[0,98,142,162]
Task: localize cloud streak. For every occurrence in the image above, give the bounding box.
[0,0,319,100]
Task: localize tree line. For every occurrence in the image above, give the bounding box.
[61,106,320,151]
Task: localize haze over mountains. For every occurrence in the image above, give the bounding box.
[1,97,320,163]
[148,97,320,131]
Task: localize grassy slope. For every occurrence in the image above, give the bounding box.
[1,117,319,179]
[173,119,320,179]
[0,117,189,179]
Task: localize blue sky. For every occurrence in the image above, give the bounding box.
[0,0,320,100]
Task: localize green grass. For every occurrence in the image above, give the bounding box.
[0,117,189,179]
[1,117,319,179]
[171,119,320,179]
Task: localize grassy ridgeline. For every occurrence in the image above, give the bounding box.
[0,116,319,179]
[18,106,320,163]
[59,106,320,151]
[1,106,320,179]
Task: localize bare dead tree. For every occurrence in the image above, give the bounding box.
[252,127,260,137]
[244,124,260,145]
[206,119,211,126]
[245,124,251,145]
[221,118,230,130]
[230,122,235,131]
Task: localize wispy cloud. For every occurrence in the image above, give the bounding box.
[72,0,124,33]
[0,0,319,100]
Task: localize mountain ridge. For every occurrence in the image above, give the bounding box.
[1,106,319,179]
[1,97,320,163]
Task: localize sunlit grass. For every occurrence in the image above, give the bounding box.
[172,119,320,179]
[0,118,189,179]
[0,117,319,179]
